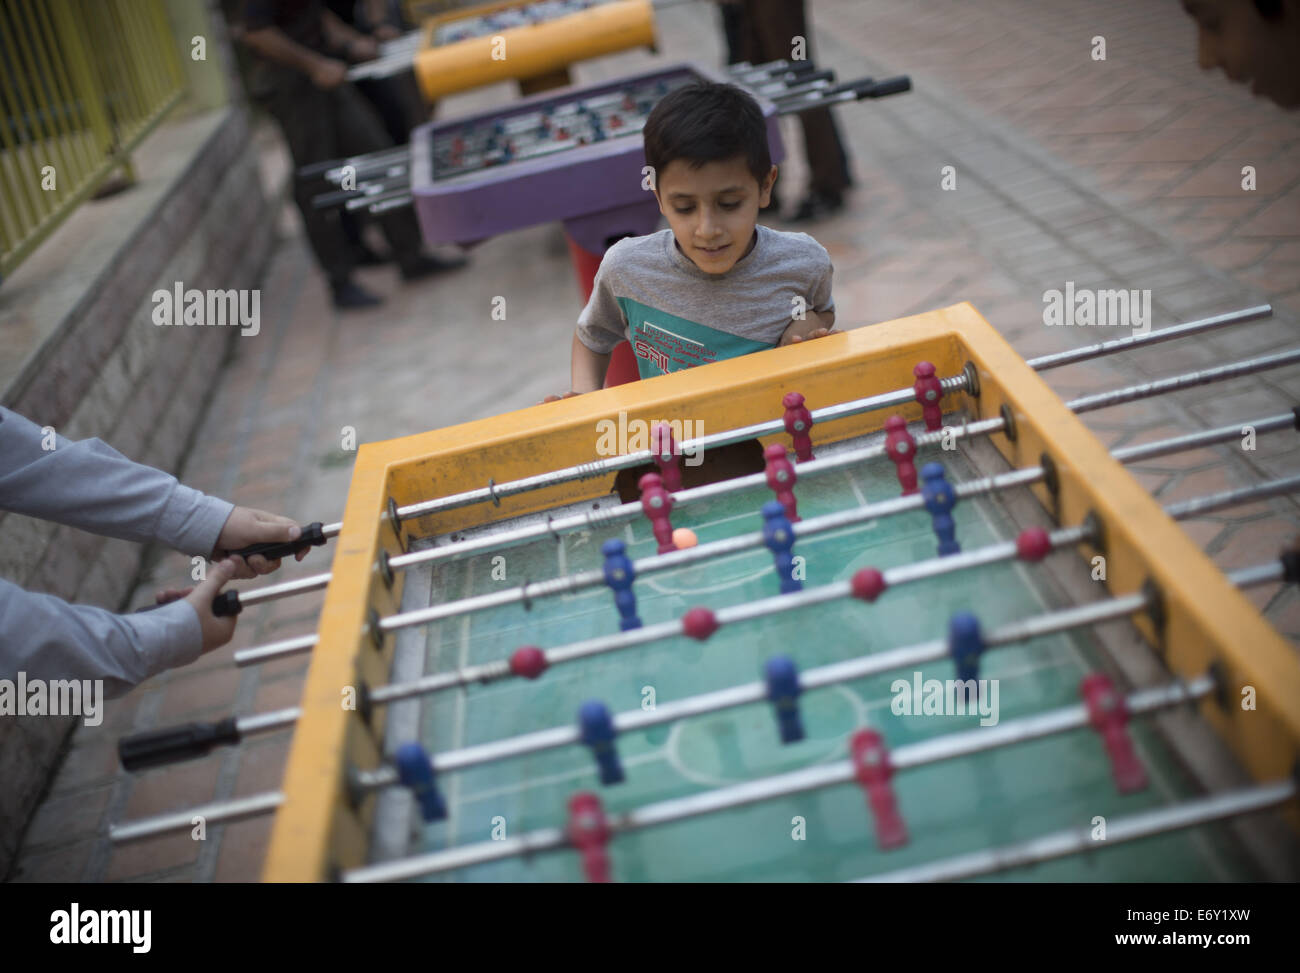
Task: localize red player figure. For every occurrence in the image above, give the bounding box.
[912,361,944,431]
[567,792,613,883]
[782,391,814,462]
[764,443,799,522]
[1081,674,1148,794]
[850,729,908,850]
[883,415,918,495]
[639,472,676,553]
[651,423,683,492]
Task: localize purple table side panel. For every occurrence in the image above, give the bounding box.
[411,62,786,251]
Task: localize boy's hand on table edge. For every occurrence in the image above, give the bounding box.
[214,506,309,578]
[541,390,585,404]
[784,327,843,345]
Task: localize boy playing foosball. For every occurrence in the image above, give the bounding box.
[555,81,841,397]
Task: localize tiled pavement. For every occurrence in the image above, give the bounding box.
[9,0,1299,881]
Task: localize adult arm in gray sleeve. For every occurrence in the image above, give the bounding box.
[0,406,233,556]
[0,577,203,698]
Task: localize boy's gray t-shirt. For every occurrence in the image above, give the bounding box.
[576,224,834,379]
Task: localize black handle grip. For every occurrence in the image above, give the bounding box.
[212,590,242,617]
[118,717,240,772]
[862,75,912,99]
[228,521,327,561]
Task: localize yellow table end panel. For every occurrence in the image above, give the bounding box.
[938,304,1300,803]
[263,303,1300,880]
[414,0,656,102]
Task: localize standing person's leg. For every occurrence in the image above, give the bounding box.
[354,71,426,146]
[332,82,463,279]
[744,0,853,217]
[720,1,746,66]
[266,82,361,293]
[733,2,781,212]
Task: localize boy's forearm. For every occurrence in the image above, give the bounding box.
[572,333,611,393]
[779,308,835,345]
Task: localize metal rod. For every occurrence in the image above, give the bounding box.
[369,196,414,215]
[234,634,317,667]
[298,147,406,182]
[730,62,821,85]
[340,676,1215,882]
[856,780,1297,883]
[109,791,284,845]
[345,188,414,212]
[1111,412,1295,464]
[1026,305,1273,371]
[1068,347,1300,414]
[1163,473,1300,519]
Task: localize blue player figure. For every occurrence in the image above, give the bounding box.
[949,612,984,704]
[761,500,802,593]
[579,700,625,785]
[602,538,641,631]
[765,656,805,743]
[921,462,960,556]
[395,742,447,822]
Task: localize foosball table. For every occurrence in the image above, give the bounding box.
[349,0,660,100]
[110,303,1300,882]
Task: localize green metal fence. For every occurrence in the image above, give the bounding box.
[0,0,186,280]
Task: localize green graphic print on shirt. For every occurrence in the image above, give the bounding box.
[617,296,773,379]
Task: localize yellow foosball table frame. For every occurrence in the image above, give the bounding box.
[404,0,657,101]
[259,303,1300,882]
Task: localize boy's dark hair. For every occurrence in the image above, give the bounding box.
[643,81,772,186]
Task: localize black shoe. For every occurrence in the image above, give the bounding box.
[332,280,383,310]
[399,252,468,281]
[789,190,845,223]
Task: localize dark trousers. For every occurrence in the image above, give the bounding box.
[726,0,853,197]
[265,78,424,286]
[354,71,426,146]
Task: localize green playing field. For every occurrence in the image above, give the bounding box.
[395,433,1255,882]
